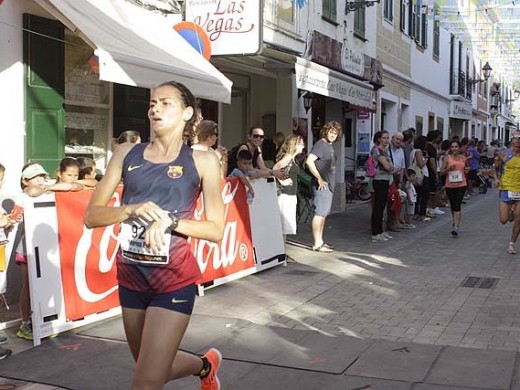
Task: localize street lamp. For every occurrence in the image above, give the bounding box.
[303,92,314,113]
[471,62,493,85]
[345,0,381,13]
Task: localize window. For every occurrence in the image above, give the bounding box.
[433,7,440,58]
[354,7,366,37]
[322,0,337,21]
[409,0,415,37]
[400,0,408,32]
[414,0,421,42]
[384,0,394,21]
[420,6,428,47]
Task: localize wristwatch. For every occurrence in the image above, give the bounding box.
[167,212,179,231]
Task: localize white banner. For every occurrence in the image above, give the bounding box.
[296,58,375,111]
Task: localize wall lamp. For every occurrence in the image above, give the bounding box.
[470,61,493,85]
[345,0,381,13]
[298,90,314,113]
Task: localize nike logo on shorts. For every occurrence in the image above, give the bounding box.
[128,165,143,172]
[171,298,188,304]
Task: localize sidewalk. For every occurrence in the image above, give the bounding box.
[1,189,520,389]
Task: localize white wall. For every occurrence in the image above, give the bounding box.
[0,1,25,195]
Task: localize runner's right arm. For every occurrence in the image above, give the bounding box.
[84,143,164,228]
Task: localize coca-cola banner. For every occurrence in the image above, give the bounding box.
[191,178,255,285]
[54,179,255,320]
[55,189,122,321]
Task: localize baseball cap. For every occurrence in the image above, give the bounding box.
[22,164,49,180]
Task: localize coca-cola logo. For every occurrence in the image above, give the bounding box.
[74,192,120,302]
[191,180,250,274]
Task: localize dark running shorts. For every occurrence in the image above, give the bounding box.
[118,284,196,315]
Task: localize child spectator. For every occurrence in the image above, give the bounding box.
[227,150,256,203]
[16,162,83,341]
[404,168,417,228]
[76,157,98,188]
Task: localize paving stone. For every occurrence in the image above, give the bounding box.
[269,331,373,374]
[346,340,442,382]
[426,346,515,389]
[226,364,336,390]
[324,375,412,389]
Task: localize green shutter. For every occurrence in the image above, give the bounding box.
[23,14,65,173]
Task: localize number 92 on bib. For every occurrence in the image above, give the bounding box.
[119,220,171,264]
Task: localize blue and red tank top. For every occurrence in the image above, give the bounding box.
[117,142,202,292]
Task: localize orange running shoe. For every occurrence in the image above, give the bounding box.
[200,348,222,390]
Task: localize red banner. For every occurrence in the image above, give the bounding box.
[192,178,255,284]
[54,179,254,320]
[55,189,122,321]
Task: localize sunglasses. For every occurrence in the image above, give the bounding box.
[252,134,264,139]
[512,136,520,140]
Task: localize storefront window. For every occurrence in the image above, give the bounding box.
[64,30,111,168]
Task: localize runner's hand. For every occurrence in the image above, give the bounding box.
[129,201,165,223]
[145,216,171,253]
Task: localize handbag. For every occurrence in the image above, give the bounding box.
[410,149,424,186]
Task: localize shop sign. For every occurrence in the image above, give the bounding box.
[343,47,364,77]
[296,61,374,110]
[185,0,263,55]
[450,101,472,120]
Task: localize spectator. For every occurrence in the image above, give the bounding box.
[306,121,342,252]
[273,135,305,260]
[0,163,12,360]
[412,136,430,221]
[117,130,142,145]
[76,157,99,188]
[370,130,397,242]
[192,120,228,178]
[273,131,286,155]
[467,139,481,195]
[227,150,256,203]
[228,127,286,180]
[16,162,83,341]
[387,132,406,230]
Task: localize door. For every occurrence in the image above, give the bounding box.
[24,14,65,173]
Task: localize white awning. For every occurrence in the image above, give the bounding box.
[36,0,232,103]
[295,58,375,111]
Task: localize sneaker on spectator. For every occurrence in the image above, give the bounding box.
[451,227,459,238]
[0,347,11,360]
[508,242,517,255]
[17,323,33,341]
[200,348,222,390]
[433,207,445,215]
[382,231,393,239]
[372,234,388,242]
[426,209,437,218]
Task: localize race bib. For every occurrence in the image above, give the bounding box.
[448,170,463,183]
[508,191,520,200]
[119,220,171,264]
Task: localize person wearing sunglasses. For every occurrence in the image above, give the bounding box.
[229,127,287,180]
[492,131,520,254]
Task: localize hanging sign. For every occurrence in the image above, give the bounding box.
[185,0,263,56]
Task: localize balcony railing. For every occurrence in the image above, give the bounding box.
[450,70,472,99]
